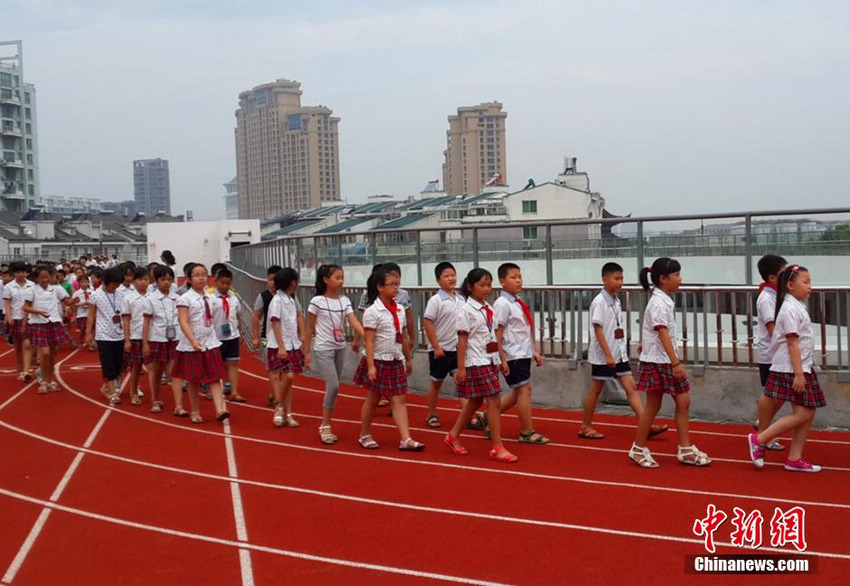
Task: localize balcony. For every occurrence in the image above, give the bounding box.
[1,188,26,200]
[0,124,22,137]
[0,156,24,168]
[0,95,21,106]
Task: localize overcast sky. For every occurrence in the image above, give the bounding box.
[4,1,849,220]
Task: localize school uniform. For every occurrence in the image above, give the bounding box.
[72,288,94,334]
[493,291,535,389]
[172,289,226,384]
[456,297,501,398]
[266,292,304,373]
[422,289,462,381]
[24,285,72,347]
[91,288,126,381]
[353,297,408,397]
[588,289,632,380]
[765,296,826,409]
[3,279,34,341]
[308,294,354,410]
[147,288,180,363]
[209,289,240,362]
[121,288,153,364]
[636,288,690,395]
[756,284,778,387]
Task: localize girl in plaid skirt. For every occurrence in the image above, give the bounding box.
[4,261,35,382]
[355,267,425,451]
[24,266,78,394]
[144,265,183,416]
[748,265,823,473]
[72,274,94,350]
[629,258,711,469]
[445,269,518,463]
[267,268,306,428]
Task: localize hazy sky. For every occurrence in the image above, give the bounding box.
[4,1,849,220]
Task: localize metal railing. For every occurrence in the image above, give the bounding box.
[227,263,850,378]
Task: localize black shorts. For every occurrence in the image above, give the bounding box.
[591,361,633,381]
[429,351,458,381]
[759,363,771,388]
[504,358,532,388]
[97,340,125,382]
[219,338,240,362]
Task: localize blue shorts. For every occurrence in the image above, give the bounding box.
[591,361,632,381]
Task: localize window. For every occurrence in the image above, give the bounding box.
[522,200,538,214]
[522,226,538,240]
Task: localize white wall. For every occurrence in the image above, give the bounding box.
[503,183,598,223]
[147,220,260,268]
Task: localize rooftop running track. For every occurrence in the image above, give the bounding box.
[1,344,848,585]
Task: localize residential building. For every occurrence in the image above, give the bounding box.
[223,176,238,219]
[442,102,507,197]
[0,40,39,213]
[235,79,341,219]
[133,158,171,217]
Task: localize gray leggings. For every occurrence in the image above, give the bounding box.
[313,348,346,410]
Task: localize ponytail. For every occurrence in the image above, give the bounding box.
[774,264,807,319]
[315,264,342,296]
[640,257,682,291]
[366,267,393,307]
[638,267,652,291]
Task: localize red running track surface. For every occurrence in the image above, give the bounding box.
[0,343,848,585]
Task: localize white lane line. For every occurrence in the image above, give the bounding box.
[51,359,850,511]
[0,488,512,585]
[2,415,849,561]
[239,368,850,446]
[223,419,254,586]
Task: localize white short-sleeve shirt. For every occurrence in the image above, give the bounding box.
[147,288,180,343]
[588,290,628,365]
[176,289,222,352]
[209,289,240,341]
[120,289,153,340]
[267,292,302,351]
[457,297,500,367]
[25,284,68,324]
[72,288,94,319]
[756,287,777,365]
[362,297,406,361]
[90,288,124,342]
[422,289,462,352]
[3,279,35,320]
[307,295,353,352]
[493,292,534,361]
[639,288,679,364]
[769,296,814,373]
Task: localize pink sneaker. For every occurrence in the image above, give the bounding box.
[747,433,765,468]
[784,458,821,473]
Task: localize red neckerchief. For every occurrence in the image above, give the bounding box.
[385,298,401,335]
[758,282,778,294]
[219,292,230,318]
[480,302,494,331]
[516,296,534,331]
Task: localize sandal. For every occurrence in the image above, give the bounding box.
[677,444,711,467]
[173,406,189,418]
[629,443,659,468]
[377,398,389,408]
[150,401,164,413]
[489,447,519,463]
[190,411,204,424]
[648,424,669,438]
[216,411,231,422]
[229,395,247,403]
[426,413,442,428]
[519,429,550,444]
[399,437,426,451]
[130,393,142,406]
[443,433,468,456]
[37,383,49,395]
[476,412,491,439]
[267,394,278,407]
[109,393,122,406]
[466,416,483,430]
[578,427,604,440]
[47,382,60,393]
[285,414,300,428]
[358,434,379,450]
[273,407,284,428]
[319,425,337,445]
[202,392,212,401]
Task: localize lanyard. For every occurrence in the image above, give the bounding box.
[159,296,176,325]
[106,292,118,314]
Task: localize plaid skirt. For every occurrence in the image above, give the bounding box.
[8,319,30,342]
[172,349,226,384]
[457,364,501,399]
[636,361,690,395]
[75,317,88,334]
[266,347,289,372]
[148,340,178,363]
[28,322,72,348]
[764,371,826,409]
[124,339,147,365]
[353,357,408,397]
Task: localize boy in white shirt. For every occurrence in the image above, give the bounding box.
[71,274,94,350]
[121,268,153,406]
[422,262,462,428]
[210,268,245,403]
[3,261,35,381]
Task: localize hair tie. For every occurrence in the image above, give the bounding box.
[790,265,800,274]
[646,267,652,273]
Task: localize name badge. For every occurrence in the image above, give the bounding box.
[112,314,121,324]
[165,325,177,340]
[486,341,499,354]
[221,323,232,336]
[614,328,624,339]
[333,328,346,344]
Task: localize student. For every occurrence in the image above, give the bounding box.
[304,264,364,445]
[24,266,77,394]
[629,257,711,468]
[753,254,788,452]
[0,269,6,337]
[252,265,283,406]
[172,263,229,424]
[144,265,183,415]
[445,268,518,463]
[481,262,549,444]
[748,265,823,472]
[210,268,246,403]
[422,262,462,428]
[266,268,304,428]
[581,262,668,440]
[355,266,425,451]
[4,261,35,381]
[89,267,103,292]
[71,274,94,350]
[85,267,127,405]
[176,263,195,296]
[121,268,153,406]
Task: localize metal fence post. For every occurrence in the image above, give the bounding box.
[472,228,479,268]
[415,231,423,286]
[744,214,753,285]
[369,232,377,266]
[545,224,553,286]
[636,220,645,277]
